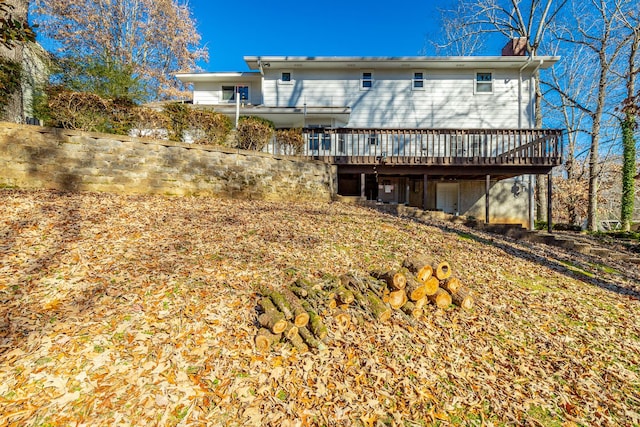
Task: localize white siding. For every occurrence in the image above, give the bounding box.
[192,81,262,106]
[261,68,533,129]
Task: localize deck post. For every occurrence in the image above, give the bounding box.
[529,175,535,231]
[360,173,366,200]
[547,171,553,233]
[485,175,491,224]
[423,174,428,210]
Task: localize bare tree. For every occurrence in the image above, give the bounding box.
[32,0,208,100]
[552,0,631,231]
[431,0,568,224]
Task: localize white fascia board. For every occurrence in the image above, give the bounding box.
[244,55,560,70]
[176,71,261,83]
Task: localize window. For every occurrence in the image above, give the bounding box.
[281,72,291,82]
[475,72,493,93]
[309,132,331,151]
[278,72,293,85]
[222,85,249,102]
[412,72,424,89]
[361,71,373,89]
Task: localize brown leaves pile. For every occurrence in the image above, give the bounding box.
[1,189,639,426]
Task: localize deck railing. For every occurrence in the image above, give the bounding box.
[265,128,563,166]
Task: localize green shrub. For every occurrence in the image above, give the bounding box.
[275,128,304,155]
[188,109,232,145]
[236,116,274,151]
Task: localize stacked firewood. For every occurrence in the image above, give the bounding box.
[254,255,474,353]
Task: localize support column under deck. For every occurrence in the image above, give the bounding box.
[485,175,491,224]
[423,174,428,210]
[360,173,366,200]
[547,172,553,233]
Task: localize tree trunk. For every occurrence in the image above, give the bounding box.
[298,326,327,351]
[0,0,28,123]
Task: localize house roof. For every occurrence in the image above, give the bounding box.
[243,55,561,71]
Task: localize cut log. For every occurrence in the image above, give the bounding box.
[298,326,327,351]
[388,289,407,310]
[435,261,452,280]
[367,290,392,322]
[334,286,355,305]
[258,298,288,334]
[287,330,309,353]
[403,256,434,283]
[405,273,428,301]
[334,309,351,330]
[400,301,423,319]
[288,284,308,298]
[450,287,474,310]
[254,328,281,353]
[263,289,294,320]
[371,269,407,290]
[423,276,440,296]
[414,296,427,310]
[428,287,452,309]
[285,325,299,340]
[281,288,310,328]
[300,300,328,340]
[441,277,462,294]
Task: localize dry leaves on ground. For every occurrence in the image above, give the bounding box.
[0,189,639,426]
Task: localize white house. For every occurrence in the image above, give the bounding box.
[176,42,562,228]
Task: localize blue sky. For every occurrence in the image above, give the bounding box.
[188,0,505,72]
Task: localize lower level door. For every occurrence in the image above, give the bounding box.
[436,183,459,214]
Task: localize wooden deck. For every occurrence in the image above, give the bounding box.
[266,128,563,174]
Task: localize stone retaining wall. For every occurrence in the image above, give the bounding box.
[0,122,337,201]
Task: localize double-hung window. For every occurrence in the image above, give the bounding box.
[361,71,373,89]
[412,71,425,90]
[475,72,493,93]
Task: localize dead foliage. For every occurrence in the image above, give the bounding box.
[0,189,639,426]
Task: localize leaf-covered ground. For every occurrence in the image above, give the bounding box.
[1,189,639,427]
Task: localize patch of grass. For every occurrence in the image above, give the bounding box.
[558,260,596,278]
[526,405,564,427]
[592,263,620,275]
[275,389,288,401]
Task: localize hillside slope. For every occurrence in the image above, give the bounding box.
[1,190,639,426]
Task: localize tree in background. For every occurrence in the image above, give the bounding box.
[32,0,207,100]
[552,0,633,231]
[1,0,36,122]
[618,8,639,232]
[431,0,568,224]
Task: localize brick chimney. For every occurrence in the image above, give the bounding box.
[502,38,528,56]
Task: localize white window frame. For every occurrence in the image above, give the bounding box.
[412,71,425,91]
[474,71,493,94]
[221,84,250,102]
[278,71,293,85]
[360,71,373,90]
